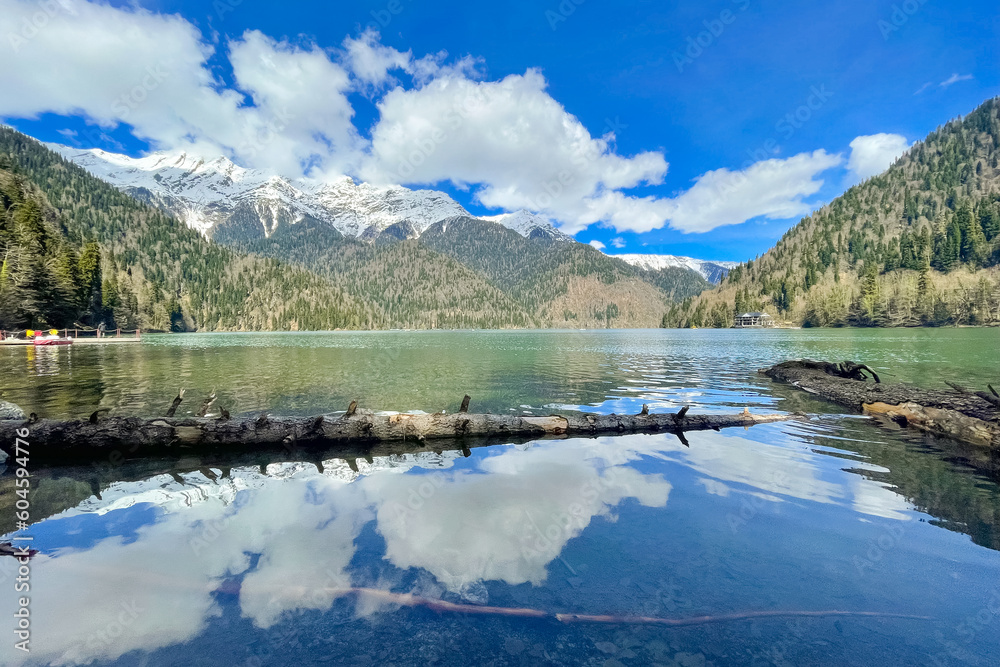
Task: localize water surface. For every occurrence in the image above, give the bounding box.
[1,329,999,666]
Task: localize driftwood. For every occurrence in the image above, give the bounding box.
[196,391,217,418]
[0,399,791,463]
[763,360,1000,448]
[165,389,185,417]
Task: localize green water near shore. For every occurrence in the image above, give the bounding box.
[1,328,996,420]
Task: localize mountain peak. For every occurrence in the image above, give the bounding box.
[481,210,573,242]
[51,144,471,239]
[612,253,739,283]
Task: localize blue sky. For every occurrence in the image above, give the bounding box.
[2,0,998,260]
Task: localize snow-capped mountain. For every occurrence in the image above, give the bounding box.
[481,210,573,243]
[47,145,728,290]
[613,253,739,283]
[50,145,582,246]
[49,144,473,240]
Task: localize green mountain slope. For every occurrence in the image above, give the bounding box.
[1,126,711,331]
[0,127,379,331]
[225,217,536,329]
[419,216,701,327]
[664,97,1000,328]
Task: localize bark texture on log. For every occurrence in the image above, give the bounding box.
[0,408,791,462]
[762,360,1000,448]
[862,402,1000,448]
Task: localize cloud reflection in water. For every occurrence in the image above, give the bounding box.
[0,427,914,665]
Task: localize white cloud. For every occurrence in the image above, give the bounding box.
[0,0,858,236]
[359,69,670,232]
[0,1,363,176]
[611,237,626,248]
[940,73,973,88]
[228,31,363,176]
[848,133,910,181]
[666,150,844,233]
[341,29,411,88]
[588,239,606,250]
[357,68,847,235]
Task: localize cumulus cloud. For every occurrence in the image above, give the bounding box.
[228,31,364,176]
[0,0,853,236]
[666,150,843,233]
[588,240,606,250]
[0,0,362,176]
[848,133,910,181]
[341,28,411,88]
[360,69,670,234]
[611,237,626,248]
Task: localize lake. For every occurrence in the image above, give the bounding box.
[1,328,999,666]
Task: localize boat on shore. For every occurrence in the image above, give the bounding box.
[33,335,73,346]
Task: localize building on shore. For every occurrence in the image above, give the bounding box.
[734,312,775,328]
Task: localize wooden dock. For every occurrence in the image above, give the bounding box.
[0,329,143,346]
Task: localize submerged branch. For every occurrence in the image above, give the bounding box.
[333,587,930,627]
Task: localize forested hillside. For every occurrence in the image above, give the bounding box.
[419,217,685,327]
[0,127,378,331]
[664,97,1000,328]
[227,217,536,329]
[0,127,714,332]
[228,214,691,328]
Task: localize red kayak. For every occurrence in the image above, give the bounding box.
[33,337,73,346]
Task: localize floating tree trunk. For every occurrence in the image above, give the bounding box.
[762,360,1000,448]
[0,401,791,463]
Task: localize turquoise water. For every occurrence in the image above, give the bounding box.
[2,328,997,419]
[1,329,999,665]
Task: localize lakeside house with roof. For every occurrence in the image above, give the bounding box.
[734,312,775,328]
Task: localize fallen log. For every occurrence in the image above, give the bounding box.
[0,401,791,463]
[762,360,1000,448]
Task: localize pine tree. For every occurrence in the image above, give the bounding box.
[77,242,103,324]
[957,204,988,266]
[980,203,1000,241]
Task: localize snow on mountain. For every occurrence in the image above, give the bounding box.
[613,253,739,283]
[305,178,469,238]
[47,145,729,293]
[48,144,470,240]
[480,210,573,242]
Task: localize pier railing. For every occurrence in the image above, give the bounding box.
[0,328,142,340]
